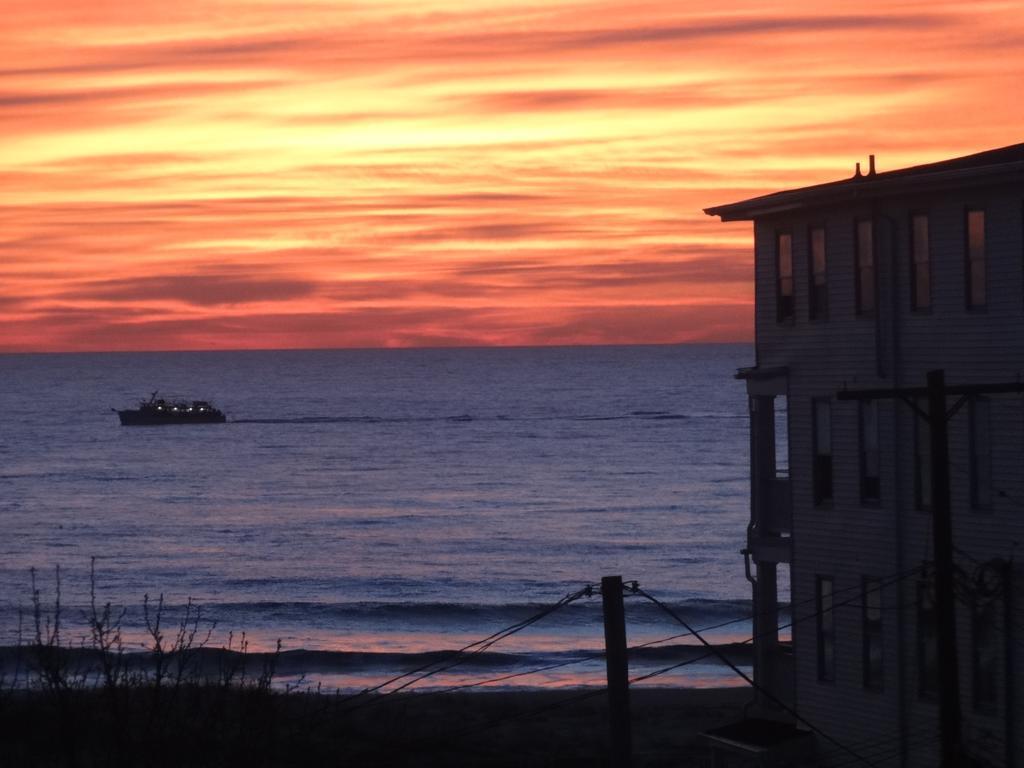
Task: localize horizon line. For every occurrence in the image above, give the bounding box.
[0,339,755,356]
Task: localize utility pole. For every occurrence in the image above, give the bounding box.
[838,370,1024,768]
[925,370,962,766]
[601,575,632,768]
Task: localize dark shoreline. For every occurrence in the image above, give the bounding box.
[0,685,748,767]
[0,641,754,678]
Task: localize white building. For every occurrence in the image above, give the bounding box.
[703,144,1024,767]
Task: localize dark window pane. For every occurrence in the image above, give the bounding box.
[970,397,992,509]
[916,269,931,310]
[818,577,835,682]
[918,582,937,697]
[860,400,880,503]
[856,220,875,314]
[863,578,883,691]
[814,456,833,505]
[970,258,986,307]
[777,233,794,322]
[967,210,986,308]
[865,581,882,621]
[813,399,832,505]
[810,227,827,320]
[915,400,931,510]
[972,598,997,710]
[814,400,831,455]
[911,214,930,310]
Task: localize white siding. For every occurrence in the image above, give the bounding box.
[750,184,1023,767]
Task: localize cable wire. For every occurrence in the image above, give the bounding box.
[338,584,596,711]
[392,686,609,756]
[333,562,924,762]
[815,720,937,764]
[397,649,728,756]
[627,648,719,685]
[350,565,925,764]
[772,566,922,638]
[635,585,884,768]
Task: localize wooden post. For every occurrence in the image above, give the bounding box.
[926,369,963,767]
[602,575,632,768]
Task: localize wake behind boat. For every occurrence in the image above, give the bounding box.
[116,392,226,426]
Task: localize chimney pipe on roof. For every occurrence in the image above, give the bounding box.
[869,154,877,176]
[854,162,862,178]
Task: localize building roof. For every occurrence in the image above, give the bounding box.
[704,142,1024,221]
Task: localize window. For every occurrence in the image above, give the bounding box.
[972,596,998,711]
[855,219,875,315]
[817,576,836,682]
[914,401,931,510]
[809,226,828,320]
[910,213,931,311]
[777,233,794,323]
[917,581,938,698]
[860,400,880,503]
[966,209,986,309]
[813,399,833,506]
[775,394,789,475]
[862,578,883,691]
[969,397,992,509]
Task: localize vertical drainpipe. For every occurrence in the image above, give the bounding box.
[744,223,762,713]
[743,391,760,711]
[872,158,911,761]
[881,207,909,767]
[1005,558,1015,768]
[873,199,886,379]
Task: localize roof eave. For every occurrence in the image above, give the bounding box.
[705,161,1024,222]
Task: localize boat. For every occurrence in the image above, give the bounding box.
[115,392,227,426]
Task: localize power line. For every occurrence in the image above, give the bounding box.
[772,566,923,638]
[390,686,610,757]
[430,564,924,697]
[828,721,1004,768]
[815,720,937,763]
[827,727,940,768]
[346,612,751,705]
[344,564,917,707]
[344,565,927,767]
[631,562,922,648]
[452,563,923,696]
[644,568,924,692]
[392,649,732,758]
[338,584,596,711]
[832,733,936,766]
[635,585,890,768]
[332,564,923,764]
[627,648,719,685]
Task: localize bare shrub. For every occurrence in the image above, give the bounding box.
[87,557,128,690]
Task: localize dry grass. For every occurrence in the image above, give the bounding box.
[0,564,747,767]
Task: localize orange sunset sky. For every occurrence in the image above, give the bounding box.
[3,0,1024,353]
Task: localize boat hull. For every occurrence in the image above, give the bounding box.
[118,410,226,426]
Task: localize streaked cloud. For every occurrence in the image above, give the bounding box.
[1,0,1022,351]
[62,274,320,307]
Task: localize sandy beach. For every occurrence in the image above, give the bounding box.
[1,685,748,767]
[346,687,749,766]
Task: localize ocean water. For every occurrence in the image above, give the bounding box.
[0,344,759,690]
